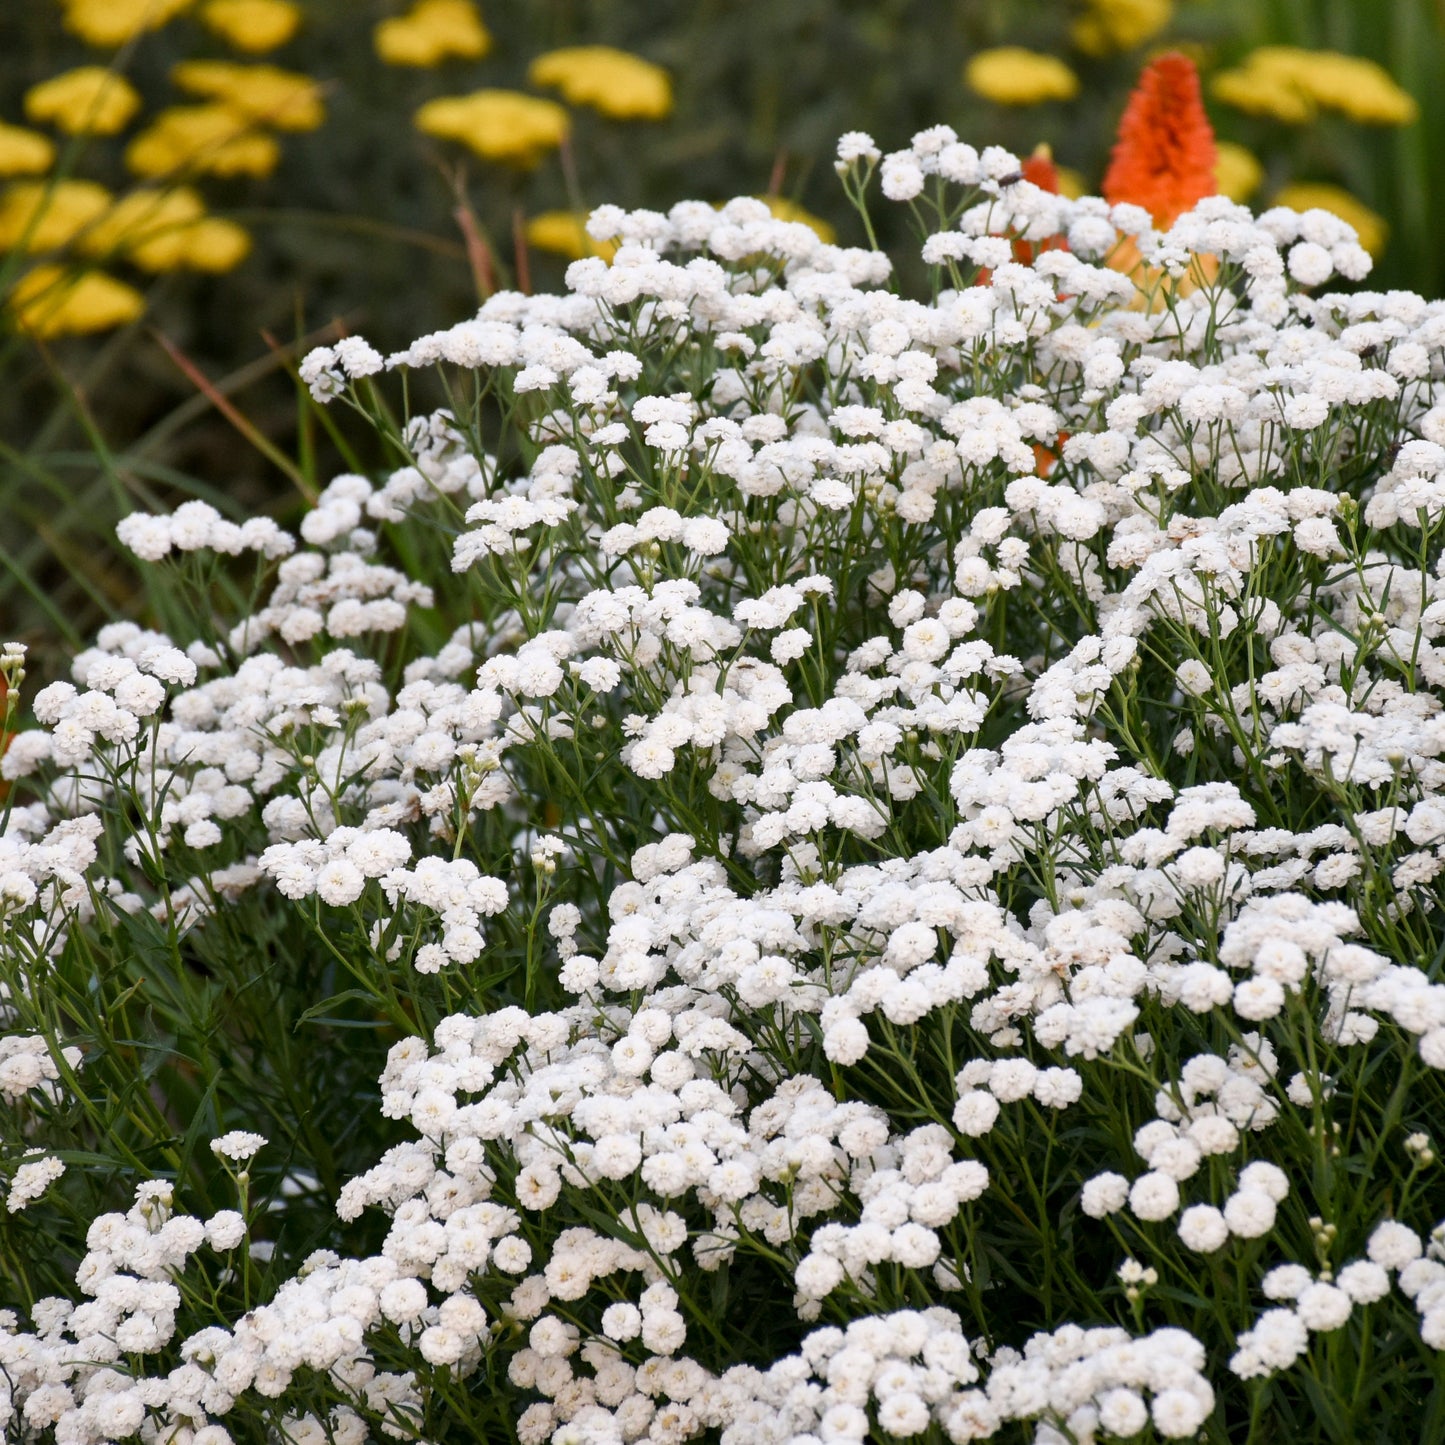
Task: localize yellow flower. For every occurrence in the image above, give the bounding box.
[528,46,673,121]
[171,61,325,131]
[375,0,491,67]
[758,196,835,244]
[1053,166,1087,200]
[1210,63,1307,123]
[1071,0,1172,56]
[1273,182,1387,258]
[175,216,252,270]
[8,265,145,337]
[525,210,618,262]
[200,0,301,53]
[24,68,142,136]
[81,187,250,272]
[1213,140,1263,201]
[0,124,56,178]
[59,0,193,48]
[126,105,281,179]
[1213,48,1418,126]
[414,90,569,166]
[965,48,1080,106]
[0,180,113,252]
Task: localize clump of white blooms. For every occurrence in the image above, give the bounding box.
[3,123,1445,1445]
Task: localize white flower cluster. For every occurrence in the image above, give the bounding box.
[1231,1218,1445,1376]
[5,119,1445,1444]
[0,1031,81,1106]
[718,1313,1213,1444]
[116,500,294,563]
[0,1177,249,1440]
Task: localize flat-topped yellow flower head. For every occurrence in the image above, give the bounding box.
[24,68,142,136]
[1213,141,1263,202]
[125,106,281,179]
[375,0,491,67]
[171,62,325,131]
[8,265,145,337]
[965,48,1080,106]
[80,188,251,272]
[0,180,113,252]
[1071,0,1172,56]
[415,90,569,166]
[528,46,672,121]
[0,124,57,178]
[525,210,619,262]
[200,0,301,53]
[59,0,193,48]
[1213,47,1418,127]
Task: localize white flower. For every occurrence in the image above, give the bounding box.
[1177,1204,1229,1253]
[1234,976,1286,1020]
[6,1155,65,1212]
[1129,1171,1180,1222]
[1238,1161,1289,1202]
[1337,1260,1390,1303]
[380,1278,428,1323]
[1098,1388,1148,1436]
[601,1302,642,1340]
[210,1131,267,1163]
[1286,241,1333,288]
[1296,1282,1352,1331]
[952,1090,1000,1137]
[205,1210,247,1251]
[1263,1265,1312,1301]
[1223,1190,1277,1239]
[1151,1388,1211,1438]
[315,859,366,907]
[1080,1172,1129,1218]
[1368,1221,1423,1270]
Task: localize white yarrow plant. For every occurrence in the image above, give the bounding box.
[2,124,1444,1445]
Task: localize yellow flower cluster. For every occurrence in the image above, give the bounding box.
[1213,47,1418,126]
[415,90,570,166]
[125,105,281,178]
[0,124,57,178]
[375,0,491,67]
[1214,140,1263,202]
[1273,181,1387,258]
[119,66,322,182]
[0,180,112,252]
[58,0,194,48]
[0,2,290,338]
[0,178,249,273]
[9,266,144,338]
[525,211,619,262]
[199,0,302,54]
[1071,0,1172,57]
[965,48,1080,106]
[86,188,251,271]
[24,68,142,136]
[171,62,325,131]
[528,46,673,121]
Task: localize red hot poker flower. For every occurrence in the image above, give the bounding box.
[1103,52,1217,229]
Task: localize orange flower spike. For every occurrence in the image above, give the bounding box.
[1103,52,1217,229]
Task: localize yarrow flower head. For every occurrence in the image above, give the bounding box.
[210,1130,267,1163]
